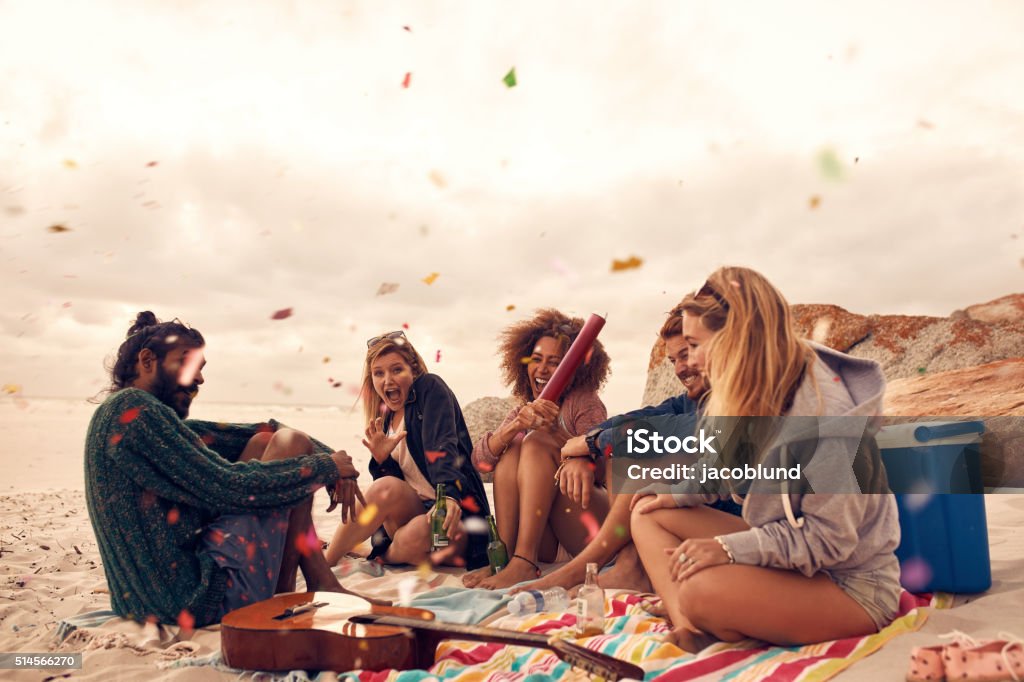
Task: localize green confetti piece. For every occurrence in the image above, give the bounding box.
[817,148,844,181]
[614,525,627,539]
[502,67,517,88]
[917,367,927,374]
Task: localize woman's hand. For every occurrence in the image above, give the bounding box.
[361,417,406,463]
[557,457,595,509]
[510,399,560,432]
[330,450,359,479]
[666,537,731,581]
[630,493,679,514]
[431,497,463,540]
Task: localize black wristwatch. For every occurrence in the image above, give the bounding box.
[584,427,604,459]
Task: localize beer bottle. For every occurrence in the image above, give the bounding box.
[576,562,605,636]
[486,515,509,574]
[431,483,449,550]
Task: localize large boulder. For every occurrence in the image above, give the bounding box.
[461,396,518,482]
[884,359,1024,488]
[963,293,1024,324]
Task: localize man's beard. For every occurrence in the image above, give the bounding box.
[152,366,195,419]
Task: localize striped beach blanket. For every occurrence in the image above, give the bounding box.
[344,590,947,682]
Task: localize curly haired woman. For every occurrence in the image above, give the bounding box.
[464,309,612,589]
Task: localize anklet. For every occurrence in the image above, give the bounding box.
[512,554,542,577]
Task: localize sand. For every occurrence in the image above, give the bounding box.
[2,397,1023,681]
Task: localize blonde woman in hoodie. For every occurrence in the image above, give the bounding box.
[629,266,901,652]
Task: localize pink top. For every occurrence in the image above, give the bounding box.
[471,389,608,471]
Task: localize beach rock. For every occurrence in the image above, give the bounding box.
[964,294,1024,324]
[641,338,679,408]
[461,396,517,482]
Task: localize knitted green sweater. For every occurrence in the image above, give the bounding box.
[84,388,340,626]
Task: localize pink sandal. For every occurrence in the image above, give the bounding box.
[908,631,1024,682]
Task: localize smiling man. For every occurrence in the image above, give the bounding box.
[84,312,362,627]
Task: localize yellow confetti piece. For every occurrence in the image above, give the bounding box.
[322,356,330,364]
[505,304,515,311]
[2,384,21,395]
[358,503,378,526]
[520,356,533,365]
[422,272,440,285]
[417,562,432,579]
[63,159,78,169]
[611,255,643,272]
[48,224,71,233]
[809,195,822,209]
[358,640,369,651]
[427,170,447,189]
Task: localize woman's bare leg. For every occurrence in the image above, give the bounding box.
[631,504,748,635]
[671,565,878,652]
[463,441,523,587]
[324,476,423,565]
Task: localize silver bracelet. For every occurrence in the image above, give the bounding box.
[714,536,736,564]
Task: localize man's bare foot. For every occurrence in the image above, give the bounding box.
[462,565,492,588]
[477,556,540,590]
[663,626,717,653]
[595,545,652,593]
[508,561,586,596]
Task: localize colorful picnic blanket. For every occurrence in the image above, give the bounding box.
[342,590,946,682]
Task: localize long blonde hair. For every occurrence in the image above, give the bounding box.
[360,337,429,425]
[682,266,815,417]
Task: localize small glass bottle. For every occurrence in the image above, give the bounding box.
[486,515,509,574]
[576,562,605,636]
[431,483,449,550]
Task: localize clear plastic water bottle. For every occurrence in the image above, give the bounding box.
[507,587,570,616]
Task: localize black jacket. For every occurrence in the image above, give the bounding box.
[370,373,491,520]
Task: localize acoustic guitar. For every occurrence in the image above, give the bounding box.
[221,591,644,680]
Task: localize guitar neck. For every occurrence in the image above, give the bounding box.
[361,614,549,648]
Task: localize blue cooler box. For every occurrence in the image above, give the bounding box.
[876,420,991,594]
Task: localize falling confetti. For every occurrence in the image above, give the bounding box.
[580,512,599,542]
[463,517,488,535]
[808,195,821,209]
[502,67,517,88]
[506,304,515,311]
[614,525,627,539]
[520,356,533,365]
[917,367,927,374]
[109,434,123,445]
[461,496,480,514]
[402,322,410,329]
[2,384,20,394]
[817,148,844,180]
[63,159,78,169]
[119,407,141,424]
[917,119,935,130]
[177,347,205,386]
[272,381,293,396]
[611,255,643,272]
[146,161,159,167]
[270,307,293,320]
[402,25,411,32]
[402,72,412,88]
[177,610,195,632]
[358,504,379,526]
[811,317,833,344]
[426,450,446,464]
[435,350,442,363]
[422,272,440,285]
[427,170,447,189]
[584,347,595,365]
[167,508,180,525]
[900,557,932,592]
[295,527,319,557]
[376,282,400,296]
[323,357,331,363]
[48,224,71,233]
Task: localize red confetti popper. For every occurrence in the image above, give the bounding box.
[537,313,605,403]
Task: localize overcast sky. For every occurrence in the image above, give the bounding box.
[2,0,1022,415]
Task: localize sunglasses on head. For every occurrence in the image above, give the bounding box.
[697,281,731,311]
[366,330,407,348]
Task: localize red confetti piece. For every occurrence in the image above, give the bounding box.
[580,512,599,542]
[245,540,257,562]
[146,161,158,167]
[109,434,123,445]
[208,529,225,545]
[603,443,613,457]
[200,433,215,446]
[584,347,594,365]
[402,72,412,88]
[119,407,141,424]
[425,450,446,463]
[461,496,480,513]
[167,508,180,525]
[177,610,195,631]
[299,466,312,477]
[402,322,410,329]
[61,302,72,308]
[295,527,318,558]
[402,25,411,32]
[435,350,442,362]
[270,307,293,320]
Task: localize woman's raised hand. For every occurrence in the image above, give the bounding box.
[557,457,595,509]
[361,417,407,463]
